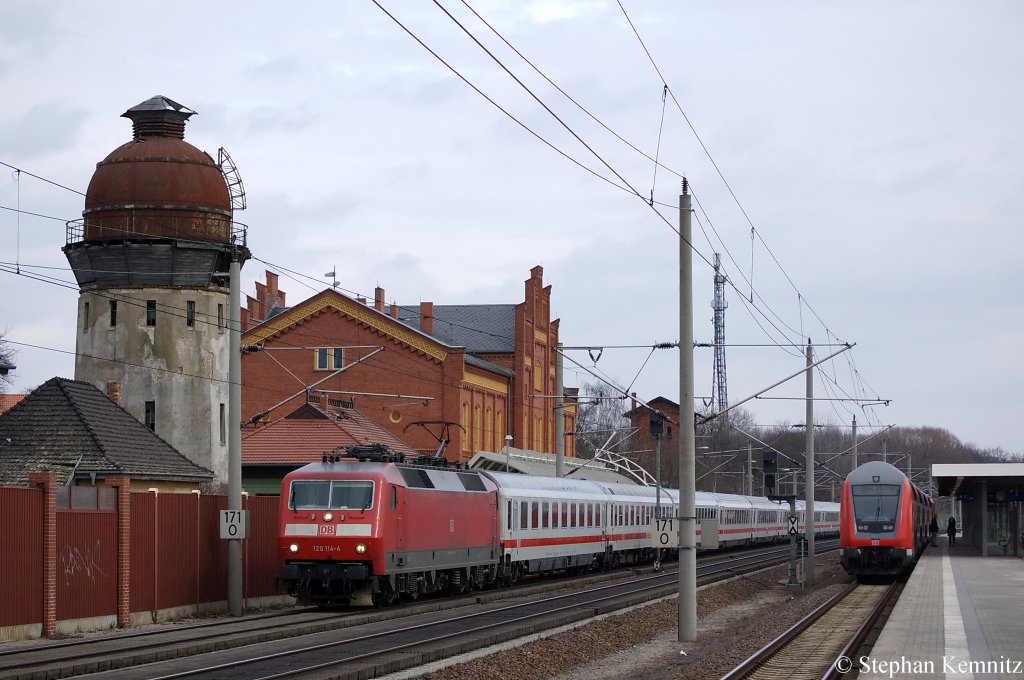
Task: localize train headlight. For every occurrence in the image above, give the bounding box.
[355,543,367,554]
[884,524,894,531]
[857,524,868,532]
[323,512,334,522]
[289,543,299,553]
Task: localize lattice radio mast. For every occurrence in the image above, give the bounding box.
[711,253,728,412]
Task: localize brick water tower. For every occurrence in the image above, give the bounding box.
[63,95,250,482]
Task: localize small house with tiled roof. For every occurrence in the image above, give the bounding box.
[241,266,575,465]
[241,399,419,494]
[0,377,214,490]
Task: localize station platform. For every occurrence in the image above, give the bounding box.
[859,543,1024,679]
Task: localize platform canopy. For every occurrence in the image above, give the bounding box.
[932,463,1024,501]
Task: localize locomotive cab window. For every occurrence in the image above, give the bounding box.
[851,484,901,524]
[289,479,374,510]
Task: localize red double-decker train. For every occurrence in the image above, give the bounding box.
[839,460,934,580]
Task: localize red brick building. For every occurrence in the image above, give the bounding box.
[240,266,575,464]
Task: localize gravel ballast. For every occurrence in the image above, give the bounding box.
[406,553,850,680]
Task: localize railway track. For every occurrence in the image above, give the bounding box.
[721,580,900,680]
[0,540,837,680]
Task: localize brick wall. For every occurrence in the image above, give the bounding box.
[241,266,575,461]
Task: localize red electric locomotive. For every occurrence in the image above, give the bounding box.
[276,448,500,606]
[840,460,934,580]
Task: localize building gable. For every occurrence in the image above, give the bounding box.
[243,290,449,363]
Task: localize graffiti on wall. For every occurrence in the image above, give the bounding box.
[59,540,109,585]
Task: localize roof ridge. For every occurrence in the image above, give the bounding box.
[242,290,453,361]
[54,378,128,473]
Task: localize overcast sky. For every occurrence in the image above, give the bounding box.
[1,1,1021,455]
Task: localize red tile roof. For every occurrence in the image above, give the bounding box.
[0,393,26,415]
[242,403,418,465]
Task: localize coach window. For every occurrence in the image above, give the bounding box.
[507,500,513,530]
[531,502,539,530]
[521,501,529,530]
[561,502,568,528]
[542,502,550,529]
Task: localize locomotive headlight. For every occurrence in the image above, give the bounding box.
[289,543,299,553]
[323,512,334,522]
[355,543,367,554]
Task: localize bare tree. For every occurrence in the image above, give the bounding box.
[0,330,16,394]
[573,381,632,460]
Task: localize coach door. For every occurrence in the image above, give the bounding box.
[392,485,405,553]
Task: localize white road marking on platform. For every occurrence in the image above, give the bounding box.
[943,553,973,679]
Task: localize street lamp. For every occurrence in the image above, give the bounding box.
[504,434,513,472]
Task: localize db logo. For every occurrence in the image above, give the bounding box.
[871,539,880,546]
[319,525,336,535]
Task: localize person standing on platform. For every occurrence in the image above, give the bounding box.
[930,515,939,546]
[946,516,957,547]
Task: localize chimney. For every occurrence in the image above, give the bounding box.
[390,303,399,319]
[420,302,434,334]
[106,381,122,405]
[374,287,385,312]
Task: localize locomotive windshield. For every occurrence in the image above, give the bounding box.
[851,484,901,523]
[289,480,374,510]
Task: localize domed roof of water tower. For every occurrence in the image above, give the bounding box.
[82,95,232,243]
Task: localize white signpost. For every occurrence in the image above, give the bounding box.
[651,517,677,548]
[220,509,249,539]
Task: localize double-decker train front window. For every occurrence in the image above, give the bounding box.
[289,480,374,510]
[851,484,901,530]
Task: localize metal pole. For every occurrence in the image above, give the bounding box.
[852,416,858,470]
[678,182,697,642]
[555,342,564,477]
[788,498,799,586]
[655,432,662,570]
[228,255,243,616]
[746,443,753,496]
[655,434,662,518]
[804,339,815,586]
